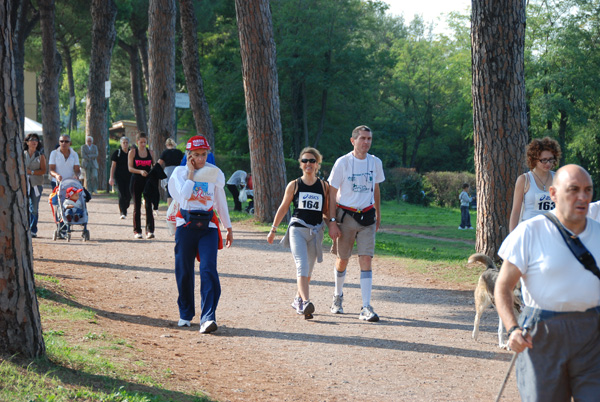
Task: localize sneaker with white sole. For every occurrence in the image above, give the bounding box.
[458,226,465,230]
[291,296,302,312]
[199,320,218,334]
[359,305,380,322]
[178,319,191,327]
[134,233,143,239]
[146,232,155,239]
[120,215,126,220]
[330,294,344,314]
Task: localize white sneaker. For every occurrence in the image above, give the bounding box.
[120,215,126,220]
[359,305,380,322]
[134,233,143,239]
[146,232,155,239]
[330,294,344,314]
[458,226,466,230]
[468,226,474,230]
[178,319,191,327]
[199,320,218,334]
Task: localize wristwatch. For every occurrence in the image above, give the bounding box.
[329,218,336,222]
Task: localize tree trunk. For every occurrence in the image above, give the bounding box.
[235,0,287,223]
[39,0,62,163]
[61,44,77,131]
[135,24,150,98]
[558,109,567,166]
[0,1,46,358]
[118,40,148,134]
[12,0,39,137]
[179,0,215,148]
[472,0,528,259]
[148,0,176,158]
[86,0,117,191]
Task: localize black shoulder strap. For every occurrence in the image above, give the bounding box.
[544,212,600,281]
[294,177,301,195]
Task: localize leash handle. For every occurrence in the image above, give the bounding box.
[495,327,529,402]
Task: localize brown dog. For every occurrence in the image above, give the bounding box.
[469,253,522,348]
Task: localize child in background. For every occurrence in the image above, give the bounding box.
[64,187,84,222]
[458,183,474,230]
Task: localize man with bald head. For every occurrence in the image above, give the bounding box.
[496,164,600,401]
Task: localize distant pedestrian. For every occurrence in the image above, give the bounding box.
[24,133,47,238]
[226,170,247,211]
[81,136,99,194]
[128,132,154,239]
[509,137,561,232]
[157,138,184,207]
[458,183,474,230]
[169,135,233,334]
[267,147,329,319]
[109,136,132,219]
[327,125,385,322]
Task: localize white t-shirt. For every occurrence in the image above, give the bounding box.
[520,171,555,222]
[226,170,247,186]
[498,212,600,312]
[168,164,232,229]
[328,152,385,210]
[49,148,80,180]
[588,201,600,222]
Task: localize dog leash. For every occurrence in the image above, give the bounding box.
[495,327,529,402]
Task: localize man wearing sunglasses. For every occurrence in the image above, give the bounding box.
[49,134,81,184]
[327,125,385,322]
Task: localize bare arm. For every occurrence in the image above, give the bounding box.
[49,164,61,182]
[374,183,381,231]
[128,149,148,176]
[109,161,117,186]
[509,174,526,232]
[328,185,341,240]
[29,155,47,176]
[267,181,296,244]
[495,259,532,352]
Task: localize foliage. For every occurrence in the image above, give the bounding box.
[382,167,428,205]
[423,171,476,208]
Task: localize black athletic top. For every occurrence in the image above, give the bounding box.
[111,148,131,181]
[159,148,184,167]
[292,178,325,227]
[132,147,153,174]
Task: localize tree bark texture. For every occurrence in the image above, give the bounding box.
[86,0,117,190]
[61,44,77,131]
[12,0,39,137]
[235,0,287,223]
[179,0,215,148]
[471,0,528,259]
[39,0,62,163]
[118,40,148,134]
[148,0,176,158]
[0,1,46,358]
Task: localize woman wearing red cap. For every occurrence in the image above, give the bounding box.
[168,135,233,334]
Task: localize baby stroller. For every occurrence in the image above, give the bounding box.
[49,178,91,242]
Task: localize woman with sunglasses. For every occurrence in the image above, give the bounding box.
[509,137,562,232]
[24,133,47,237]
[267,147,329,319]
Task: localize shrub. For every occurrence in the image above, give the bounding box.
[382,167,428,205]
[423,171,476,208]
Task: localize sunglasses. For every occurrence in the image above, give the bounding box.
[59,140,70,143]
[301,158,317,164]
[27,138,39,142]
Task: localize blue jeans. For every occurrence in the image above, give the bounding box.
[174,226,220,324]
[29,185,42,234]
[460,206,471,228]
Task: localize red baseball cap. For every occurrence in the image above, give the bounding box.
[186,135,210,151]
[66,187,83,199]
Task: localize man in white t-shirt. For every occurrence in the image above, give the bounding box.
[496,165,600,401]
[49,134,81,183]
[327,125,385,322]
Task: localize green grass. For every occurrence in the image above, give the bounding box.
[1,281,211,402]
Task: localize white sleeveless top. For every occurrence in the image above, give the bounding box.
[521,171,555,222]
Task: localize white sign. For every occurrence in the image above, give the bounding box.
[175,92,190,109]
[105,81,111,98]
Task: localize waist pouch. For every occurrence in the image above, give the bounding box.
[341,207,376,226]
[181,209,214,231]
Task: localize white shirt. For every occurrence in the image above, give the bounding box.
[588,201,600,222]
[499,211,600,312]
[49,148,80,180]
[226,170,247,186]
[169,164,232,229]
[521,171,555,222]
[328,152,385,210]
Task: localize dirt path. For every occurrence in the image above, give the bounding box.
[32,193,519,401]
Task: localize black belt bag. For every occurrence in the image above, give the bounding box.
[181,209,214,231]
[340,207,376,226]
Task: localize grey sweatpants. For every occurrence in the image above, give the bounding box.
[516,308,600,401]
[289,225,318,278]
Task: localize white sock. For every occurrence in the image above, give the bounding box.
[334,269,346,296]
[360,270,373,307]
